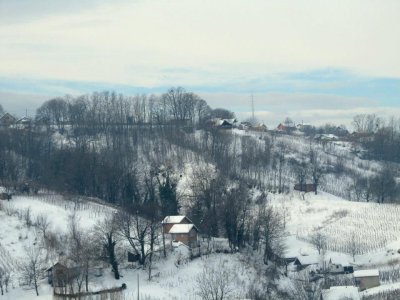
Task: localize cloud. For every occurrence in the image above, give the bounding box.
[0,0,399,87]
[1,0,399,128]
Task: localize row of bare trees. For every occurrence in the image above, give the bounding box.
[35,87,211,132]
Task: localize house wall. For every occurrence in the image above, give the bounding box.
[0,193,11,200]
[329,264,344,274]
[0,114,16,126]
[356,276,380,291]
[163,218,190,234]
[171,229,198,247]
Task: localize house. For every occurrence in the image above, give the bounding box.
[162,215,192,234]
[297,124,314,132]
[238,121,252,130]
[276,123,296,133]
[321,286,360,300]
[16,117,32,130]
[254,123,267,132]
[314,134,338,142]
[353,269,380,291]
[0,187,12,200]
[47,262,80,287]
[293,255,320,270]
[0,113,17,127]
[169,224,199,248]
[217,118,237,129]
[334,126,349,136]
[294,183,315,193]
[326,254,353,274]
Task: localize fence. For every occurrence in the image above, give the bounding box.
[53,285,126,300]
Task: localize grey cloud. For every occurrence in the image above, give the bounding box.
[0,0,125,25]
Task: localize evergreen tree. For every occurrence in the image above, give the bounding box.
[159,175,180,216]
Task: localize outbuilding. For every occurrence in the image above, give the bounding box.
[353,269,380,291]
[169,224,199,248]
[293,255,320,270]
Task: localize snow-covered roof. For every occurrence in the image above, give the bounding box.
[353,269,379,278]
[217,119,236,126]
[295,255,320,265]
[327,253,350,266]
[162,216,186,224]
[169,224,197,234]
[321,286,360,300]
[16,117,32,123]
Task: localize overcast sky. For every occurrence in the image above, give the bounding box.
[0,0,399,127]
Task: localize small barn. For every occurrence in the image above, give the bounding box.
[294,255,320,270]
[162,215,192,234]
[353,269,380,291]
[169,224,199,248]
[321,286,360,300]
[0,113,17,127]
[0,187,12,200]
[47,262,80,287]
[294,183,315,193]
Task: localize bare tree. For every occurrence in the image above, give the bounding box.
[309,149,323,195]
[223,183,251,251]
[35,214,51,240]
[370,165,397,204]
[0,267,10,295]
[258,206,285,265]
[94,214,120,280]
[20,246,45,296]
[116,210,159,267]
[68,213,95,292]
[348,232,359,262]
[196,260,235,300]
[310,231,327,255]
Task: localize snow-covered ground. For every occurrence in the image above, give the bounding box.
[0,195,259,300]
[271,191,400,266]
[2,190,400,299]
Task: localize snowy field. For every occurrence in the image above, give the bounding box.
[271,192,400,267]
[2,188,400,299]
[0,195,259,300]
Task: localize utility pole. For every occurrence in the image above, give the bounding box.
[137,273,140,300]
[251,93,255,123]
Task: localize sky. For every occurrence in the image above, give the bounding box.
[0,0,399,128]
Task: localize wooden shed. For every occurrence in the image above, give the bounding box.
[169,224,199,248]
[0,187,11,200]
[47,262,80,287]
[353,269,380,291]
[293,255,320,270]
[294,183,315,193]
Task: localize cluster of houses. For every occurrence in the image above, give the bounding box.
[291,253,380,299]
[320,269,380,299]
[0,113,33,130]
[208,118,268,132]
[207,118,350,142]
